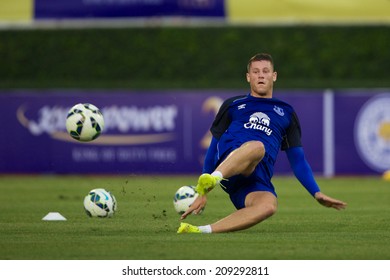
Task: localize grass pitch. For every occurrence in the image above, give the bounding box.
[0,175,389,260]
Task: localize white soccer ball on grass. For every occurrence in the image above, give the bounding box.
[83,188,117,218]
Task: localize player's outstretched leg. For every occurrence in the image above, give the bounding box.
[177,192,277,234]
[210,191,277,233]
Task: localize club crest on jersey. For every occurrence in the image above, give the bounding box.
[273,106,284,116]
[244,112,273,136]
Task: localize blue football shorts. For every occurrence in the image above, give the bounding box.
[217,148,277,210]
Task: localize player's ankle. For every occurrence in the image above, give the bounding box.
[198,225,212,233]
[211,171,223,181]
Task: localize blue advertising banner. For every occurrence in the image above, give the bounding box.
[1,89,389,175]
[1,90,216,174]
[34,0,226,19]
[0,90,323,175]
[334,90,390,174]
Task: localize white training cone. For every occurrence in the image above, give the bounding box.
[42,212,67,221]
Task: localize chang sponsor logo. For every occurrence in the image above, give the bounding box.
[354,94,390,172]
[244,112,273,136]
[17,105,178,145]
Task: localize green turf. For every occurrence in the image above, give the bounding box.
[0,175,389,260]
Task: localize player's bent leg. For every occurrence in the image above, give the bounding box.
[210,191,277,233]
[239,141,266,176]
[217,141,265,178]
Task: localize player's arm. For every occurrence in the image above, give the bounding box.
[203,96,233,173]
[202,136,218,174]
[181,136,218,219]
[182,136,219,218]
[283,112,347,210]
[285,146,320,196]
[181,137,216,219]
[181,99,233,220]
[286,147,346,210]
[282,111,319,196]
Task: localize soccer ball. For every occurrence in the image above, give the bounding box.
[173,186,200,214]
[83,188,117,218]
[66,103,104,142]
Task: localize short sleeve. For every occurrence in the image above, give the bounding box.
[210,97,238,139]
[281,111,302,150]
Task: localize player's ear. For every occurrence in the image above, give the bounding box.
[246,73,250,82]
[273,71,277,82]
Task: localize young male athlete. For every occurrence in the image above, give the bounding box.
[177,53,347,234]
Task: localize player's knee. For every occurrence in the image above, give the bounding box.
[246,141,265,160]
[264,203,277,217]
[251,203,277,223]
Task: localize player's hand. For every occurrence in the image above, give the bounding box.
[180,195,207,220]
[314,192,347,210]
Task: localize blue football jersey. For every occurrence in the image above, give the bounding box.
[210,94,302,167]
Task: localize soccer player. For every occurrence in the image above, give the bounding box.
[177,53,347,234]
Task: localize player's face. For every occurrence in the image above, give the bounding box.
[246,60,277,98]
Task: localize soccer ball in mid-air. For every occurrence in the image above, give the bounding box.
[173,186,200,214]
[66,103,104,142]
[83,188,117,218]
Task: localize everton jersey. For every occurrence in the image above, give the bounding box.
[210,94,302,167]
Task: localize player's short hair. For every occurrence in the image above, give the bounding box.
[247,53,274,72]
